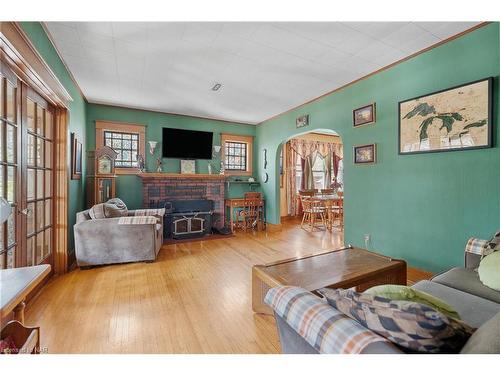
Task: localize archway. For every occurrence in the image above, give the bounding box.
[274,128,344,230]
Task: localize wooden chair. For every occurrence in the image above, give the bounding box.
[325,198,343,230]
[300,196,327,232]
[298,189,316,197]
[0,320,40,354]
[239,198,262,231]
[320,188,334,195]
[244,192,262,199]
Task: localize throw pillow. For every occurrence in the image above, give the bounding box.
[0,335,18,354]
[478,251,500,291]
[486,229,500,252]
[460,312,500,354]
[319,288,475,353]
[89,203,125,219]
[364,284,461,320]
[106,198,128,216]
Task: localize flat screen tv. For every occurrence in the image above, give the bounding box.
[162,128,213,159]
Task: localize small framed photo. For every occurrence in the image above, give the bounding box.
[353,103,376,127]
[71,132,82,180]
[296,114,309,128]
[354,144,377,164]
[181,159,196,174]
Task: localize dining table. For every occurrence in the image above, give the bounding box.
[308,194,343,230]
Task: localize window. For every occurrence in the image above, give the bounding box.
[96,121,145,174]
[104,131,139,168]
[295,152,332,192]
[224,141,247,171]
[312,154,326,190]
[221,134,253,176]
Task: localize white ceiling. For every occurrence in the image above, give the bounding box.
[44,22,479,124]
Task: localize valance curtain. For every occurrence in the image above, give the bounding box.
[289,138,343,190]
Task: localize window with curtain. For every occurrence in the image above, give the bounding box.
[295,152,328,191]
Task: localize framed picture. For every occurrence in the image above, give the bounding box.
[71,133,82,180]
[353,144,376,164]
[353,103,376,127]
[296,114,309,128]
[180,159,196,174]
[399,77,493,155]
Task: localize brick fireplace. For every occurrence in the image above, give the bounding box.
[139,173,226,229]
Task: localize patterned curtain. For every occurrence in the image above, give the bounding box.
[285,142,298,216]
[324,152,332,188]
[287,137,343,214]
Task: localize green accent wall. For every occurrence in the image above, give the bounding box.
[19,22,87,251]
[86,104,258,209]
[256,23,500,273]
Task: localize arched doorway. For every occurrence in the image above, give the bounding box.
[276,129,344,236]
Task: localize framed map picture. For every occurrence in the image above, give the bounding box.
[399,78,493,155]
[353,144,376,164]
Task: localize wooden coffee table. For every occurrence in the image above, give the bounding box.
[252,246,406,314]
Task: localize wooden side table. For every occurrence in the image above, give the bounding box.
[1,264,51,325]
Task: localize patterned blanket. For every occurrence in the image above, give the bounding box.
[134,208,166,217]
[264,286,388,354]
[118,216,158,225]
[465,237,492,257]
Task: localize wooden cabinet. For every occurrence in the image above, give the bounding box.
[86,146,117,207]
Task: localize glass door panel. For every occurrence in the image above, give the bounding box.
[0,64,55,269]
[26,89,54,268]
[0,67,20,269]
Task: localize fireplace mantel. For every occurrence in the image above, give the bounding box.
[138,173,225,180]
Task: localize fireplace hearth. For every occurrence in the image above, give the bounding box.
[150,199,214,240]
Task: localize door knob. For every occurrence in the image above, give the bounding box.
[20,208,32,215]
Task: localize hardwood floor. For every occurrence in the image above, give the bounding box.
[24,219,430,354]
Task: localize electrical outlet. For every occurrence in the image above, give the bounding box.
[364,234,371,242]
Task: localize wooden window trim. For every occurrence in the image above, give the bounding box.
[221,133,253,176]
[95,120,146,175]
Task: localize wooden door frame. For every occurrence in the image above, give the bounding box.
[1,22,72,274]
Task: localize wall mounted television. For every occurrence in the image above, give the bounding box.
[162,128,213,159]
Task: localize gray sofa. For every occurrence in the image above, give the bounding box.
[74,209,163,267]
[273,251,500,354]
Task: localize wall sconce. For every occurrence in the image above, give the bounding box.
[148,141,158,155]
[213,145,221,154]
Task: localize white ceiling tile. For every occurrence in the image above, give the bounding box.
[75,22,113,37]
[416,22,478,39]
[78,30,115,54]
[344,22,407,40]
[44,21,480,124]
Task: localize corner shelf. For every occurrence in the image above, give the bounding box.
[225,180,261,190]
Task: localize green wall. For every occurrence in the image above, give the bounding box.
[19,22,87,252]
[256,23,500,273]
[86,104,258,209]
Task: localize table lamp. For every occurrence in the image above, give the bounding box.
[0,197,12,224]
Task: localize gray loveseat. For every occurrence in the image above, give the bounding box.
[74,209,163,267]
[272,251,500,354]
